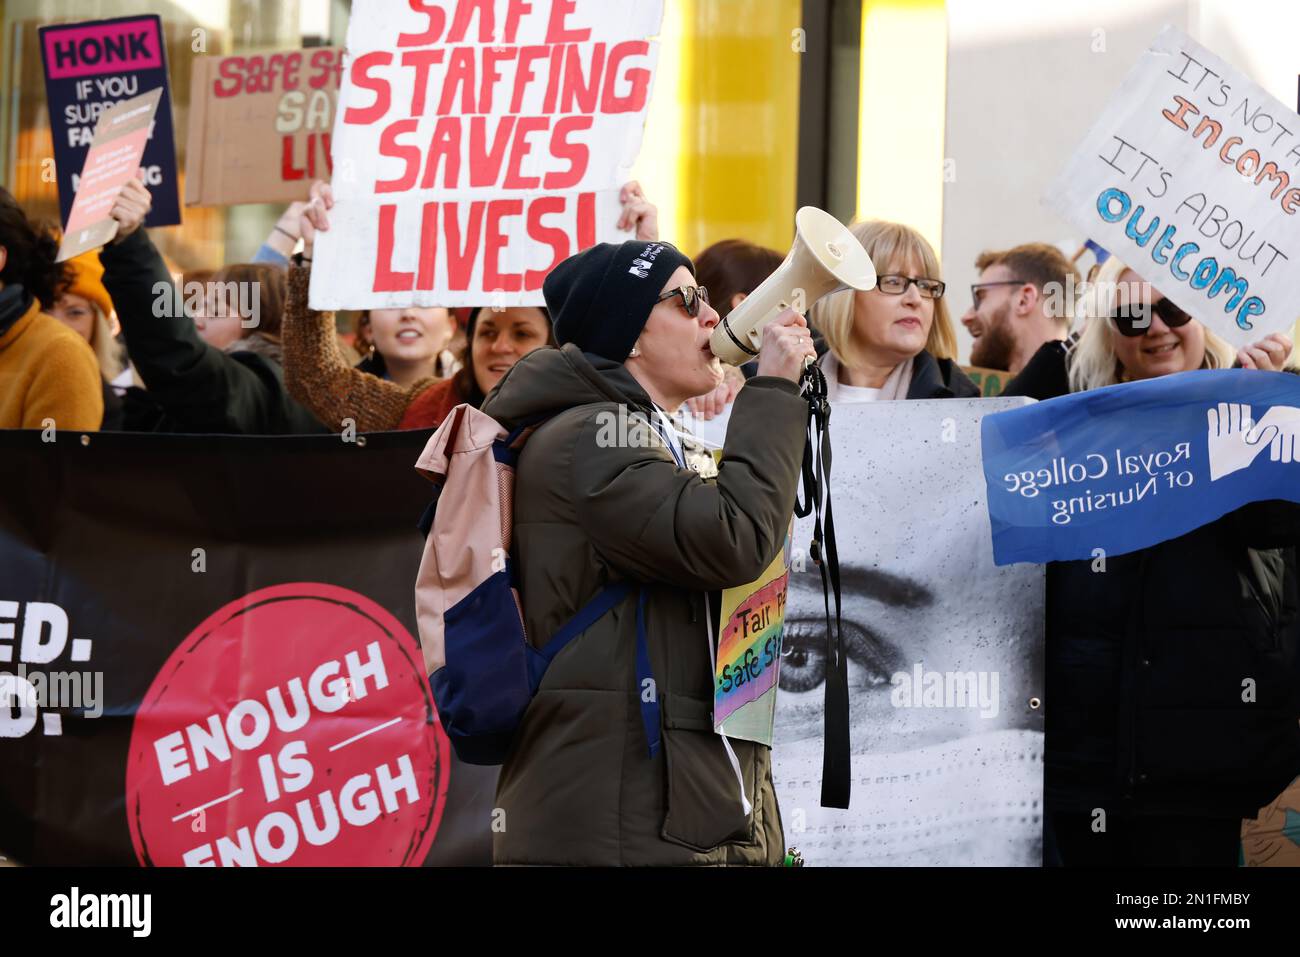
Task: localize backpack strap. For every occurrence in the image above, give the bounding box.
[527,582,631,689]
[634,587,660,757]
[525,581,661,758]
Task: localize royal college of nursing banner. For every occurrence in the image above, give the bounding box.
[982,369,1300,566]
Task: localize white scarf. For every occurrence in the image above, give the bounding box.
[820,350,913,401]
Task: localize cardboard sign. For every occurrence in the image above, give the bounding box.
[39,15,180,228]
[185,48,346,206]
[963,365,1008,397]
[982,369,1300,565]
[310,0,663,310]
[1046,25,1300,349]
[56,88,162,262]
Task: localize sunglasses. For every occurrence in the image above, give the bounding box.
[656,284,710,318]
[1110,297,1192,337]
[877,274,946,299]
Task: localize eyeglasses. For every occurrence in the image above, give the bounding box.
[877,274,946,299]
[1109,297,1192,337]
[970,280,1027,305]
[656,284,710,318]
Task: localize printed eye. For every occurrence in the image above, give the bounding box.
[778,624,825,693]
[778,618,902,694]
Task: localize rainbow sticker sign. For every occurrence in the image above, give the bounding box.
[713,524,792,746]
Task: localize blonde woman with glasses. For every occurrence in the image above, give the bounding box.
[808,219,978,402]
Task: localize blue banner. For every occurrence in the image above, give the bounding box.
[982,369,1300,565]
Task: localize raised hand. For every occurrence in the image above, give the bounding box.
[1237,332,1293,371]
[108,178,152,242]
[617,181,658,241]
[298,179,334,259]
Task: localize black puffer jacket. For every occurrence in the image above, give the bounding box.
[1046,501,1300,817]
[1002,342,1300,816]
[99,229,325,434]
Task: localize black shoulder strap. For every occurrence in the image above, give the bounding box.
[793,364,849,809]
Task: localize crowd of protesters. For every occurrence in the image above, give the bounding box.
[2,161,1298,870]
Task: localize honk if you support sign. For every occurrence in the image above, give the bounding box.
[1046,25,1300,348]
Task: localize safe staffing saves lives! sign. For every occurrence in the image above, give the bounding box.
[309,0,664,310]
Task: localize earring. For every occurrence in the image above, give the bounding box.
[628,345,641,358]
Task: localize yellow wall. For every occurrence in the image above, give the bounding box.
[634,0,803,257]
[856,0,947,254]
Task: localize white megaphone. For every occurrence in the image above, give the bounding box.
[709,207,877,366]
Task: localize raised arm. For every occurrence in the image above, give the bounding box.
[98,180,281,431]
[282,262,417,432]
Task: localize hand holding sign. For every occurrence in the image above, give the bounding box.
[108,178,151,243]
[617,181,658,241]
[298,179,334,259]
[1237,332,1293,371]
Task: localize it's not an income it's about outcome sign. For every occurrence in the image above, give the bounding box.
[1047,25,1300,348]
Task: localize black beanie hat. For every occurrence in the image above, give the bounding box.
[543,240,695,362]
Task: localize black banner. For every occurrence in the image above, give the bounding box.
[0,430,495,866]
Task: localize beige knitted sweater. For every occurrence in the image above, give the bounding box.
[282,263,437,433]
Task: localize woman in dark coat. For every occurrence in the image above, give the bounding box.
[482,239,817,865]
[1004,255,1300,865]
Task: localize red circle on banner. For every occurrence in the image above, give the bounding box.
[125,583,448,867]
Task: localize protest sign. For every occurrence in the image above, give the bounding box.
[39,15,180,228]
[185,48,345,206]
[982,369,1300,565]
[310,0,664,310]
[963,365,1008,397]
[0,431,495,867]
[55,88,161,261]
[772,399,1045,866]
[1046,25,1300,348]
[713,521,792,747]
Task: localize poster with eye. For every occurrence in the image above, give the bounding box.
[771,398,1046,866]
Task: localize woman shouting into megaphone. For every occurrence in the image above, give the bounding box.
[480,239,815,866]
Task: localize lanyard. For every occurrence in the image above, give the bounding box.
[650,406,687,469]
